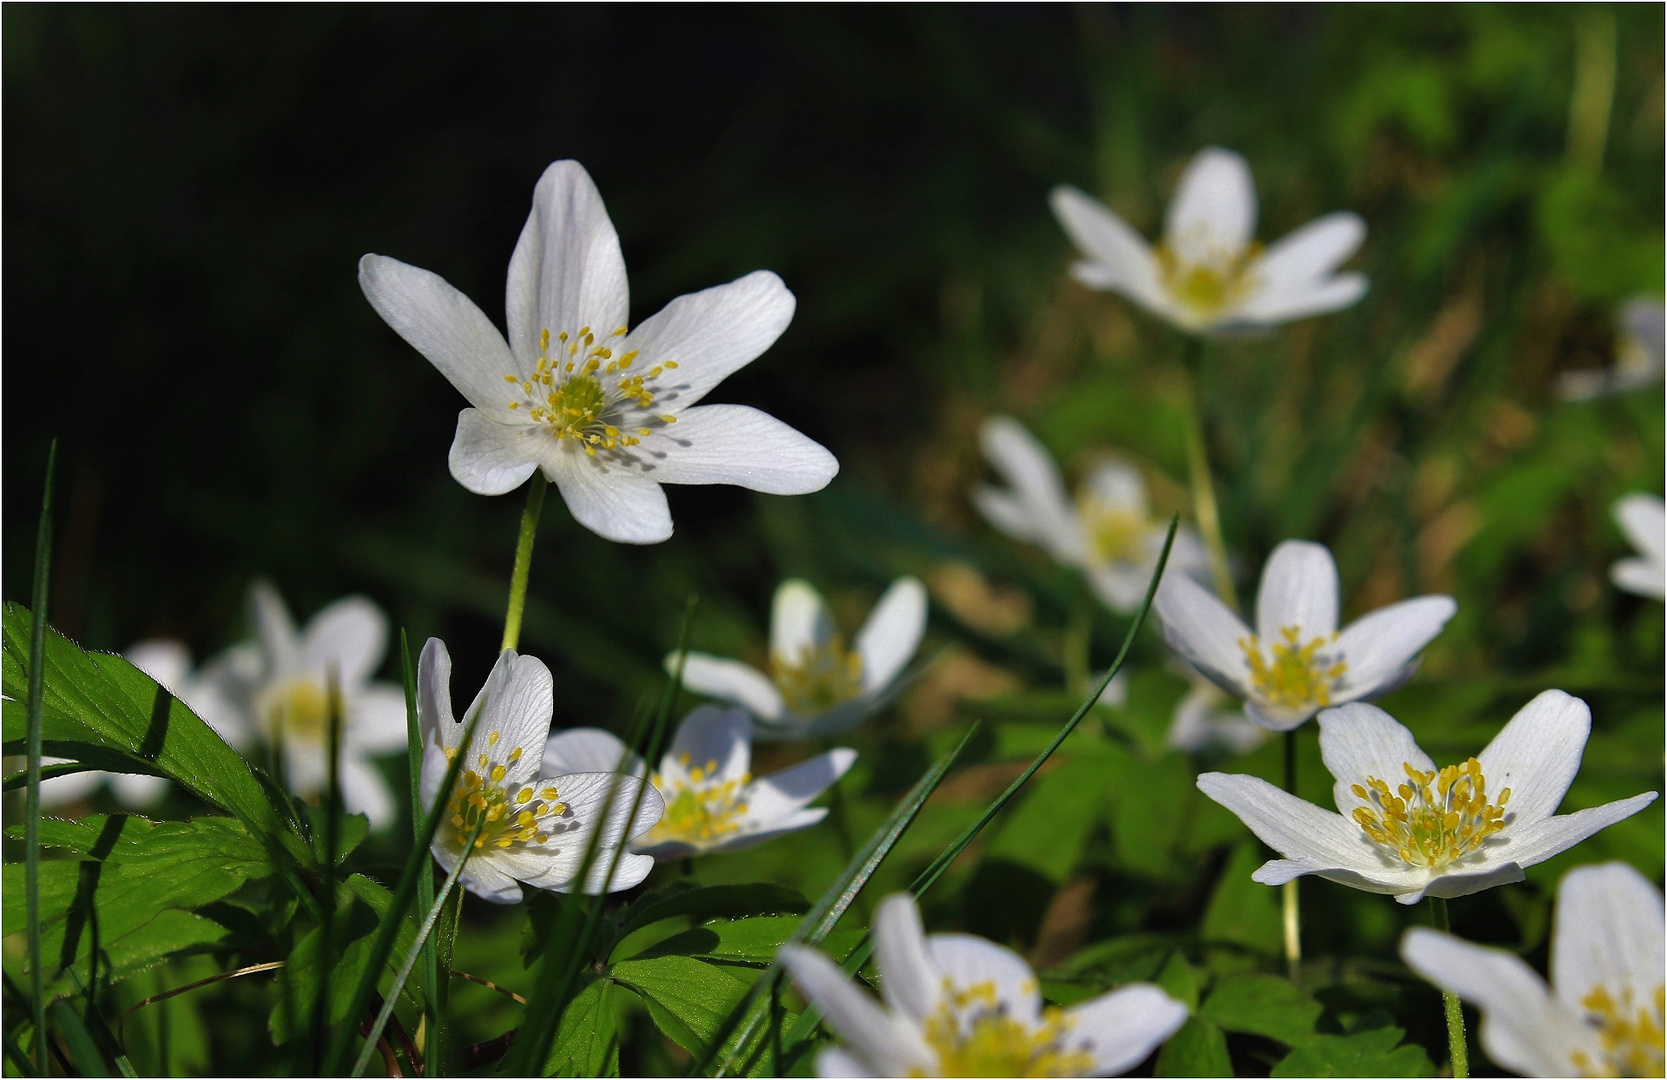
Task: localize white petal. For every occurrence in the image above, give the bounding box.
[874,893,940,1023]
[1081,459,1149,515]
[1236,212,1367,323]
[1332,596,1456,699]
[449,409,540,496]
[250,580,299,675]
[300,596,388,688]
[347,684,411,754]
[547,453,672,544]
[772,580,836,665]
[473,651,556,786]
[1614,492,1666,567]
[454,852,525,905]
[358,254,520,411]
[674,653,784,721]
[814,1048,876,1078]
[504,160,627,367]
[1165,148,1257,264]
[1235,273,1368,326]
[753,700,869,743]
[779,944,930,1077]
[1551,861,1666,1016]
[1318,703,1437,818]
[1153,573,1253,696]
[1500,793,1658,869]
[928,934,1043,1027]
[110,772,170,808]
[639,404,837,494]
[1401,928,1593,1077]
[1255,540,1338,640]
[970,487,1046,548]
[1048,186,1166,314]
[1476,690,1590,828]
[622,270,795,411]
[854,577,928,695]
[1196,772,1400,886]
[125,640,192,692]
[746,748,856,822]
[339,756,395,829]
[1420,862,1527,901]
[974,416,1086,563]
[417,637,456,757]
[1066,983,1190,1076]
[542,728,643,776]
[1611,557,1666,600]
[1085,563,1151,615]
[666,706,752,786]
[535,773,666,892]
[705,808,830,853]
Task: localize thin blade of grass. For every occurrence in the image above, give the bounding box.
[25,440,56,1076]
[318,703,484,1075]
[700,720,982,1078]
[312,665,344,1073]
[779,516,1179,1053]
[51,1000,108,1078]
[397,629,438,1075]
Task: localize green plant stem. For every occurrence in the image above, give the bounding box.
[1063,586,1093,696]
[1431,898,1470,1079]
[501,476,547,653]
[397,631,437,1077]
[1282,731,1302,985]
[1180,348,1237,613]
[314,666,343,1073]
[26,440,56,1076]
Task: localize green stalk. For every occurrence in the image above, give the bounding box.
[1431,898,1470,1079]
[1282,731,1302,986]
[501,476,548,653]
[313,666,343,1073]
[26,440,56,1076]
[397,630,438,1075]
[1179,342,1237,612]
[1063,585,1093,697]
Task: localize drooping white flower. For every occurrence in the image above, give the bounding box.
[1197,692,1658,905]
[1559,297,1665,400]
[1610,493,1665,601]
[417,639,663,902]
[972,416,1208,614]
[779,892,1188,1078]
[1154,539,1456,732]
[1051,147,1368,334]
[542,706,854,859]
[674,577,927,740]
[1401,861,1665,1077]
[359,160,838,545]
[213,583,409,827]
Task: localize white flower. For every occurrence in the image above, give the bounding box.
[542,706,855,859]
[1197,692,1659,905]
[675,577,928,741]
[1559,297,1665,399]
[1610,493,1665,600]
[359,160,838,545]
[215,583,409,827]
[779,892,1188,1078]
[1166,666,1266,755]
[1401,861,1665,1077]
[417,639,663,903]
[1154,539,1456,732]
[972,416,1209,614]
[1051,147,1368,333]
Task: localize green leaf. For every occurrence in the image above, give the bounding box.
[612,955,751,1057]
[1155,1016,1233,1077]
[50,1000,109,1078]
[1200,974,1324,1048]
[985,755,1106,882]
[614,883,810,943]
[545,974,619,1077]
[638,917,864,966]
[1154,952,1202,1013]
[1270,1026,1436,1078]
[271,875,419,1045]
[1201,842,1283,967]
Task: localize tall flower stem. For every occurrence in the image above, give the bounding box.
[1063,585,1094,697]
[1282,732,1302,985]
[1179,339,1236,611]
[1430,897,1470,1079]
[501,476,548,653]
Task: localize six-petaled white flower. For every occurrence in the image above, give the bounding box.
[1402,861,1665,1077]
[542,705,855,859]
[1610,492,1665,601]
[779,892,1188,1078]
[1154,539,1456,732]
[417,638,663,903]
[1051,147,1368,334]
[1197,692,1658,905]
[675,576,928,740]
[972,416,1208,614]
[359,159,839,545]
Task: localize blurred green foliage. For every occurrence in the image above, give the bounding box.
[4,5,1662,1076]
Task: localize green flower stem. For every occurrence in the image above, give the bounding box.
[1063,586,1094,697]
[26,440,56,1076]
[1180,350,1237,614]
[1282,730,1302,985]
[501,476,548,653]
[1431,897,1470,1079]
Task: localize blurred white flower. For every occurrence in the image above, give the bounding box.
[418,639,663,903]
[360,159,838,545]
[779,892,1188,1078]
[1559,297,1665,400]
[542,706,854,859]
[1154,539,1456,732]
[1198,692,1658,905]
[1051,147,1368,333]
[1402,861,1664,1077]
[674,577,927,740]
[1610,492,1665,600]
[1166,666,1266,755]
[972,416,1209,614]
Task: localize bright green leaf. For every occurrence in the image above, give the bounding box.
[612,955,751,1058]
[1270,1026,1436,1077]
[1155,1016,1233,1077]
[545,973,619,1077]
[1201,974,1324,1048]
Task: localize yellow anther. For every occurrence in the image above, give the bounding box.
[664,360,678,369]
[488,731,501,746]
[490,765,507,782]
[1239,626,1346,712]
[1352,757,1510,869]
[541,787,559,801]
[509,747,523,761]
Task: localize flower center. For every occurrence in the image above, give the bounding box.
[1570,984,1666,1078]
[645,754,752,846]
[1350,758,1511,869]
[1238,626,1347,711]
[503,326,679,456]
[441,732,568,853]
[772,637,865,715]
[1077,497,1149,565]
[259,677,330,744]
[1153,239,1261,318]
[915,980,1097,1078]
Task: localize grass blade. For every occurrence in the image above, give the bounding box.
[50,1000,107,1078]
[398,629,439,1073]
[312,665,344,1073]
[25,440,56,1076]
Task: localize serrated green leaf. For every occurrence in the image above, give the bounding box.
[1155,1016,1233,1077]
[613,883,810,944]
[1200,973,1324,1047]
[1201,842,1283,965]
[1270,1026,1436,1077]
[545,974,619,1077]
[612,955,751,1057]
